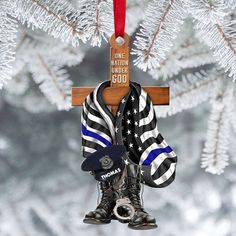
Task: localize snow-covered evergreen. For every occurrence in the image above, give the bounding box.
[0,1,236,177]
[1,1,236,234]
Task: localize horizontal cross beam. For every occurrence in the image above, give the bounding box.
[71,86,169,106]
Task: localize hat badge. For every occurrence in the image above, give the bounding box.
[99,155,114,169]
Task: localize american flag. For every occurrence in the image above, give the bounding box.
[81,81,177,188]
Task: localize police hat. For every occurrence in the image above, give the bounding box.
[81,145,126,181]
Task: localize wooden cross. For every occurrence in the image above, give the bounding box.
[71,33,169,116]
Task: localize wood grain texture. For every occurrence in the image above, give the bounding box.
[71,86,169,106]
[109,33,130,115]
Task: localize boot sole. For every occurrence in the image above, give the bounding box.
[111,214,130,224]
[128,223,158,230]
[118,219,130,224]
[83,218,111,225]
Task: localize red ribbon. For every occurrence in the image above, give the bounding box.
[113,0,126,38]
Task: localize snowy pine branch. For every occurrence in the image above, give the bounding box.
[81,0,113,47]
[132,0,185,71]
[226,0,236,9]
[126,0,149,35]
[149,20,215,80]
[201,83,234,174]
[188,0,236,81]
[5,70,30,95]
[149,49,214,80]
[155,70,221,117]
[6,26,85,110]
[230,86,236,134]
[187,0,228,23]
[77,0,148,46]
[223,0,236,11]
[15,0,87,47]
[28,55,73,110]
[50,46,85,67]
[0,0,18,89]
[231,107,236,134]
[15,27,85,67]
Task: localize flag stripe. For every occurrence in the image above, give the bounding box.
[139,89,147,113]
[139,102,155,127]
[81,111,111,137]
[141,134,164,148]
[142,146,173,165]
[152,157,177,180]
[139,95,151,119]
[93,84,115,141]
[140,141,169,163]
[81,118,112,144]
[81,124,112,147]
[153,163,177,186]
[84,95,104,119]
[156,171,176,188]
[82,139,104,151]
[140,125,159,143]
[83,146,97,154]
[150,151,177,175]
[139,115,157,133]
[82,104,108,129]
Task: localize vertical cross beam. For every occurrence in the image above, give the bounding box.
[109,33,130,116]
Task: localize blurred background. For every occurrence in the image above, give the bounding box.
[1,0,236,235]
[1,43,236,236]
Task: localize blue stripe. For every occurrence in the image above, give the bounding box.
[82,124,112,147]
[142,146,173,165]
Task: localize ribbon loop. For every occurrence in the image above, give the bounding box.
[113,0,126,38]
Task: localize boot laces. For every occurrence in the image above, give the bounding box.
[97,185,113,212]
[128,183,143,210]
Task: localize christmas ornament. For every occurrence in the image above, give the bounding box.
[72,0,175,230]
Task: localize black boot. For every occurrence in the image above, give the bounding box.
[83,181,115,224]
[127,164,157,230]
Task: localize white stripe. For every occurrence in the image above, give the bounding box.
[86,94,98,111]
[82,135,107,148]
[150,151,176,175]
[139,102,154,127]
[139,89,147,113]
[83,102,108,129]
[153,163,176,186]
[84,94,102,118]
[81,117,112,144]
[140,125,159,143]
[139,141,169,164]
[83,146,96,154]
[93,84,115,141]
